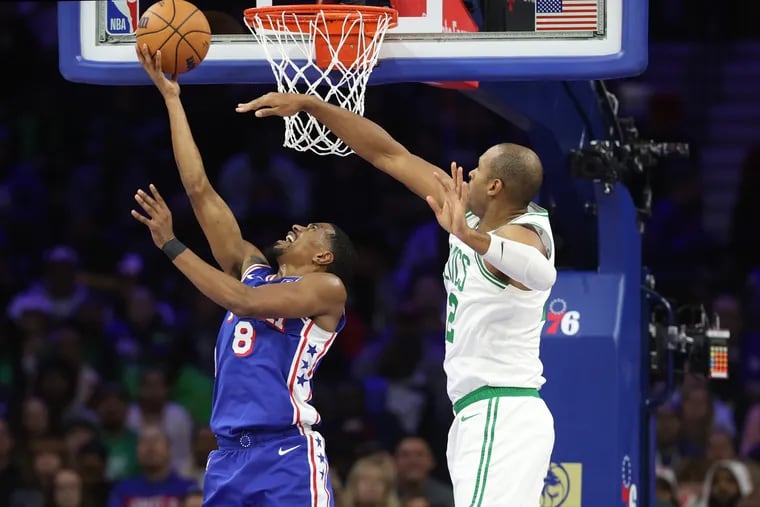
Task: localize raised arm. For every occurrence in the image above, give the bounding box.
[236,93,452,208]
[138,44,264,276]
[130,185,346,326]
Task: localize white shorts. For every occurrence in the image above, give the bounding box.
[446,392,555,507]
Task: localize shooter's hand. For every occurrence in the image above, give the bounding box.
[426,162,470,239]
[131,184,177,249]
[235,92,315,118]
[136,43,180,98]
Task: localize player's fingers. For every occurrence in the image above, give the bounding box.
[456,166,464,199]
[148,184,165,205]
[461,181,469,204]
[136,45,144,64]
[154,50,163,73]
[425,195,443,216]
[235,97,266,113]
[135,190,157,214]
[433,170,454,192]
[130,209,150,225]
[254,108,278,118]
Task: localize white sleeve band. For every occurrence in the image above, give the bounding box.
[482,232,557,291]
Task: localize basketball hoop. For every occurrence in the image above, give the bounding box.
[244,5,398,156]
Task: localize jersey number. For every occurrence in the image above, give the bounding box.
[445,293,459,343]
[232,321,256,357]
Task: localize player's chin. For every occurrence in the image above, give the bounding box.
[271,241,288,256]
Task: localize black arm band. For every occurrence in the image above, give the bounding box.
[161,238,187,261]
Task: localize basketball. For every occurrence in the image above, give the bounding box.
[136,0,211,76]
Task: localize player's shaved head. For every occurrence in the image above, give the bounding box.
[484,143,543,206]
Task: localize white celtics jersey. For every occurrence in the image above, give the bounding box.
[442,203,555,405]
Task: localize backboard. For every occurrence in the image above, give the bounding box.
[58,0,648,85]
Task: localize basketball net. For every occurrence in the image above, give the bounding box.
[244,6,398,156]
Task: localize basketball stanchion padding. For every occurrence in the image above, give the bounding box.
[244,5,398,156]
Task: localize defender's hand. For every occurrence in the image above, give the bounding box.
[426,162,470,238]
[136,43,180,98]
[235,92,314,118]
[131,184,176,248]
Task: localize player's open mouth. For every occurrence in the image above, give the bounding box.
[284,232,296,243]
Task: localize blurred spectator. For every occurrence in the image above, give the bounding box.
[126,366,193,476]
[107,425,195,507]
[698,459,754,507]
[34,355,95,432]
[403,497,433,507]
[677,380,735,459]
[9,246,88,322]
[61,418,99,465]
[182,488,204,507]
[75,440,111,507]
[394,437,454,507]
[707,427,738,465]
[52,326,100,410]
[656,402,683,469]
[49,467,91,507]
[11,437,67,507]
[0,417,21,506]
[676,459,710,507]
[342,454,401,507]
[186,425,216,489]
[655,466,679,507]
[92,383,139,482]
[21,396,52,442]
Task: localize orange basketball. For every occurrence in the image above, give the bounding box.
[136,0,211,76]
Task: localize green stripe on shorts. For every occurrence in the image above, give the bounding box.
[469,398,499,507]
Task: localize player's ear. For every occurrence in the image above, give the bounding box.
[487,178,503,196]
[313,250,334,267]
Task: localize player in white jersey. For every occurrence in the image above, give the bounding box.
[238,93,558,506]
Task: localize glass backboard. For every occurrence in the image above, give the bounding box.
[58,0,647,85]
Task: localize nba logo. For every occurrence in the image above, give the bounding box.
[106,0,139,35]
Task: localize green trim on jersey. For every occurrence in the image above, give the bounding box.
[453,385,540,415]
[474,254,508,289]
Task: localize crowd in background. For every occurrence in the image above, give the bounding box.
[1,1,760,506]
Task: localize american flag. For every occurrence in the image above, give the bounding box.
[536,0,599,32]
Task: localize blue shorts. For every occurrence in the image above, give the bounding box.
[203,427,334,507]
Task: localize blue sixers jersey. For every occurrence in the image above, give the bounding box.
[210,264,345,439]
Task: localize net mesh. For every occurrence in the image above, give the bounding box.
[245,8,397,156]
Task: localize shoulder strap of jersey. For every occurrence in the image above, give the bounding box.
[465,210,480,229]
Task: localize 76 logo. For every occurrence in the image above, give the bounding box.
[544,298,580,336]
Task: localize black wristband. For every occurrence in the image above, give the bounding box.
[161,238,187,261]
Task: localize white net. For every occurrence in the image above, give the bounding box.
[245,8,395,156]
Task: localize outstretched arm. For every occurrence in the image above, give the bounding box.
[138,44,265,276]
[236,93,452,209]
[131,185,346,321]
[428,165,556,291]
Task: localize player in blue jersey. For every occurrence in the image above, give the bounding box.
[134,44,355,507]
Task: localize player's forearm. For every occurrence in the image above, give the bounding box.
[302,96,408,169]
[462,229,557,291]
[164,96,210,193]
[169,245,251,314]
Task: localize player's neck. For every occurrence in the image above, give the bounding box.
[276,263,312,278]
[477,204,526,231]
